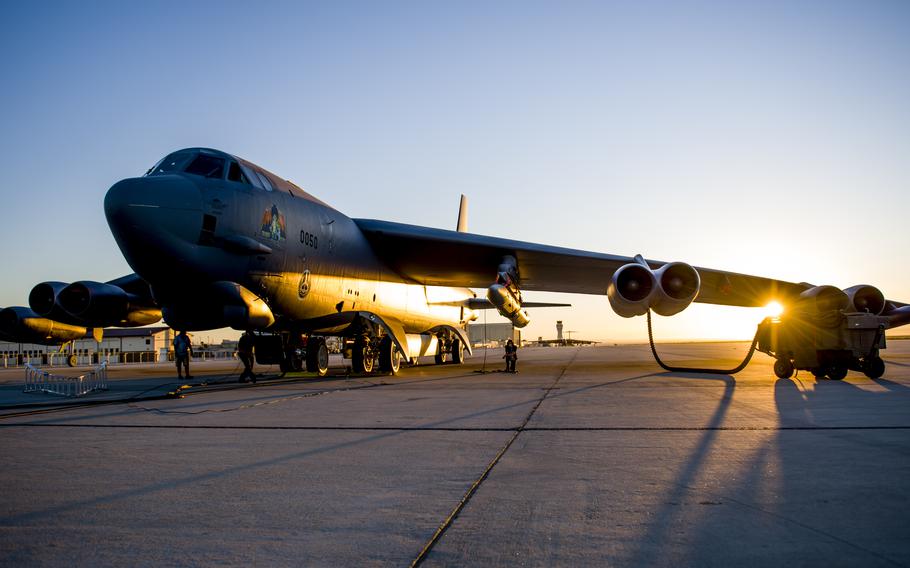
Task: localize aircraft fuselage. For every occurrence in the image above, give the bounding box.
[103,148,475,340]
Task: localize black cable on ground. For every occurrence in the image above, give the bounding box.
[647,310,762,375]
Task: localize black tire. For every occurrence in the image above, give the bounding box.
[451,338,465,365]
[378,336,401,375]
[352,338,374,374]
[810,368,825,379]
[827,364,848,381]
[863,357,885,379]
[306,337,329,377]
[773,358,794,379]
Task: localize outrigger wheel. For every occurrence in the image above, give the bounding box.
[773,358,794,379]
[378,336,401,375]
[306,337,330,377]
[67,354,78,367]
[352,337,374,374]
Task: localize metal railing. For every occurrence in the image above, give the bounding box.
[24,362,109,397]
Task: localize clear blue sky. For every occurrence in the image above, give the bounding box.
[1,0,908,343]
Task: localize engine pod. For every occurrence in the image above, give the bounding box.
[651,262,701,317]
[607,263,656,318]
[843,285,885,315]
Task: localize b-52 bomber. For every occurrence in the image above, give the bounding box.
[2,148,908,379]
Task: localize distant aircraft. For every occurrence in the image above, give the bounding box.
[2,148,907,378]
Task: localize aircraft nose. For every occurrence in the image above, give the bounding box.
[105,175,201,216]
[105,175,202,234]
[104,175,204,273]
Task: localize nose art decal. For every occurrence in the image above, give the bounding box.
[260,204,287,241]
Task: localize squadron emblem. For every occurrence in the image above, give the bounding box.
[260,204,286,241]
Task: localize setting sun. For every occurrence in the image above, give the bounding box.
[764,301,784,319]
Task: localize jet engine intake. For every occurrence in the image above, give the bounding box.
[29,281,69,318]
[843,285,885,315]
[607,262,657,318]
[0,307,86,344]
[57,281,161,327]
[651,262,701,317]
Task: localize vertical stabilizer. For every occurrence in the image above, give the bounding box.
[456,194,468,233]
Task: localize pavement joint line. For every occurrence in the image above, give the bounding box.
[410,349,581,567]
[2,424,909,431]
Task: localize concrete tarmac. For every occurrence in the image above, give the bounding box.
[1,342,909,567]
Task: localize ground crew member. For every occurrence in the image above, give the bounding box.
[173,330,192,380]
[503,338,518,373]
[238,331,256,383]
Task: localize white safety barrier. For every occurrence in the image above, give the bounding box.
[24,362,109,397]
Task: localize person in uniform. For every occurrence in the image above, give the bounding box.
[238,331,256,383]
[173,330,193,380]
[503,338,518,373]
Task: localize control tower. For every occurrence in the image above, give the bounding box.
[556,320,564,342]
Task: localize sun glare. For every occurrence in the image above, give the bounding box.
[764,301,784,319]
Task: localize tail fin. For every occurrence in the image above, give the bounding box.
[456,194,468,233]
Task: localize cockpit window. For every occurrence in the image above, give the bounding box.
[240,164,264,189]
[184,154,226,179]
[255,171,274,191]
[147,151,193,176]
[227,161,250,184]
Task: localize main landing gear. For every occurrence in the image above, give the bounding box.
[348,335,403,375]
[344,329,466,376]
[434,336,465,365]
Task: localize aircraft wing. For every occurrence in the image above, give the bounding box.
[354,218,816,308]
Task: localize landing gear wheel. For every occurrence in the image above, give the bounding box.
[451,338,465,365]
[67,354,78,367]
[434,341,447,365]
[773,358,794,379]
[378,336,401,375]
[827,364,848,381]
[811,368,825,379]
[306,337,330,377]
[290,350,304,372]
[352,338,374,374]
[863,357,885,379]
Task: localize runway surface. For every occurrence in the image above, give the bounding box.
[1,342,909,567]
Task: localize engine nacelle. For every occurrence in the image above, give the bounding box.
[796,285,849,314]
[162,281,275,331]
[0,307,87,345]
[487,283,530,328]
[58,281,161,327]
[607,263,657,318]
[843,285,885,315]
[608,260,700,318]
[651,262,701,317]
